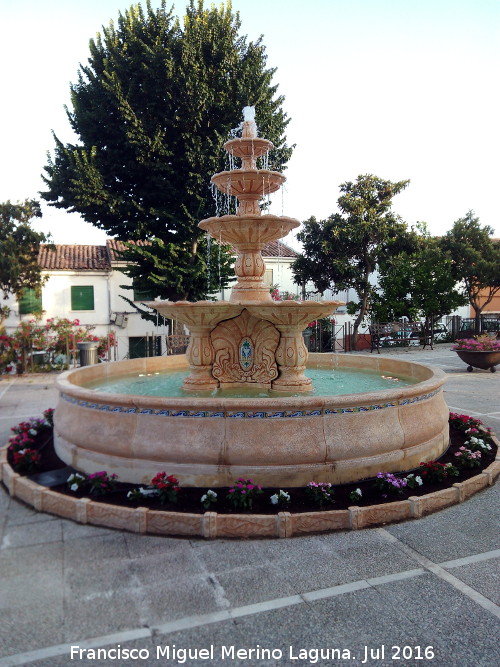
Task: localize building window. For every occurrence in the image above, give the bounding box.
[132,281,154,302]
[18,288,42,315]
[71,285,94,311]
[263,269,274,286]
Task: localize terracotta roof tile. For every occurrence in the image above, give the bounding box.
[37,237,298,271]
[261,240,298,257]
[107,237,298,259]
[38,245,110,271]
[106,238,151,261]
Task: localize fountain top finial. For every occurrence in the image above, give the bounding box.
[243,106,255,121]
[242,105,257,139]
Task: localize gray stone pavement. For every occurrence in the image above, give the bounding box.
[0,346,498,666]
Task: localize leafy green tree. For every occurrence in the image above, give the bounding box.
[292,174,410,346]
[372,224,467,325]
[0,200,51,300]
[41,0,292,304]
[441,211,500,333]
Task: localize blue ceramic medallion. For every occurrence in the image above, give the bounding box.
[239,337,253,370]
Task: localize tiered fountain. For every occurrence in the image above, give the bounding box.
[149,107,341,394]
[54,109,449,487]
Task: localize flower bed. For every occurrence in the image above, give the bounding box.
[1,409,498,532]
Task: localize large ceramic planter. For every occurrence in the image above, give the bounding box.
[455,350,500,372]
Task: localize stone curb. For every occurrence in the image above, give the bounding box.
[1,434,498,539]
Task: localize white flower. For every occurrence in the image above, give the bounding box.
[415,476,423,486]
[271,490,290,505]
[70,483,79,492]
[201,490,217,504]
[354,488,362,497]
[29,429,37,436]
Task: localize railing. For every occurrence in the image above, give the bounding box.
[368,322,433,354]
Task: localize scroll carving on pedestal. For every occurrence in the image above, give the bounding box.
[211,309,279,384]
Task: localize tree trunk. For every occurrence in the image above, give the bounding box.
[352,288,370,350]
[351,268,371,350]
[473,304,482,335]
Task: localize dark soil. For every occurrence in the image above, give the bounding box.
[7,426,497,515]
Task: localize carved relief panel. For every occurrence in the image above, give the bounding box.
[210,309,279,385]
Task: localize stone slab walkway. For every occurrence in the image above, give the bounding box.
[0,347,498,666]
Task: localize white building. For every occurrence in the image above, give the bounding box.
[4,239,340,361]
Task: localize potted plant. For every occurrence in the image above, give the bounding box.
[452,335,500,373]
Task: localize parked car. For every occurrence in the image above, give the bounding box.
[430,324,449,342]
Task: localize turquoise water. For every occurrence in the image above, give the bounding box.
[84,367,417,398]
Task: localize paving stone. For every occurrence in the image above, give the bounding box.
[0,354,498,664]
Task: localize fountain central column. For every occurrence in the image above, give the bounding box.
[271,325,312,391]
[183,326,218,390]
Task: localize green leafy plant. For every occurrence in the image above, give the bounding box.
[67,472,88,492]
[270,490,291,506]
[464,436,492,453]
[12,448,41,473]
[201,489,218,509]
[348,487,362,503]
[419,461,459,483]
[349,489,363,503]
[404,473,424,490]
[87,471,119,495]
[454,447,482,469]
[305,481,334,507]
[226,478,263,510]
[151,472,181,504]
[126,487,160,501]
[373,472,407,496]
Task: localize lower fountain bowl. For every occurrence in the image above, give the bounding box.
[54,353,449,487]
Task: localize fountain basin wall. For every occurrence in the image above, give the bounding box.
[54,353,449,487]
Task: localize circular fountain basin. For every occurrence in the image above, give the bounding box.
[54,353,448,487]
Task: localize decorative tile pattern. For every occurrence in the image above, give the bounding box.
[60,388,440,419]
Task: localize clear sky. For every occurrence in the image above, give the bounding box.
[1,0,498,247]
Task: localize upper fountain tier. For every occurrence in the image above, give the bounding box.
[204,110,293,220]
[199,109,300,302]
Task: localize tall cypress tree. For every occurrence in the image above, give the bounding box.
[41,0,292,301]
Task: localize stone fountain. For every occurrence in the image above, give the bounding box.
[148,106,340,394]
[53,109,449,487]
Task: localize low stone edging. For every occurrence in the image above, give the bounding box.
[1,439,499,539]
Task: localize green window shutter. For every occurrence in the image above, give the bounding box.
[71,285,94,310]
[18,288,42,315]
[132,281,154,302]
